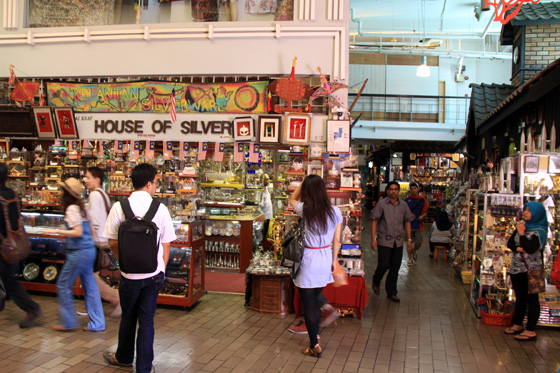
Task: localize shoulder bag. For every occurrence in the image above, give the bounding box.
[281,216,305,278]
[520,252,546,294]
[0,195,30,264]
[92,190,113,272]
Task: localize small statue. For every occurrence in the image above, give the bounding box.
[341,225,353,244]
[353,173,361,188]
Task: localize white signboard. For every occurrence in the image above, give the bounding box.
[75,113,236,142]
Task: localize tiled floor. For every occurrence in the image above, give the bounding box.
[1,211,560,372]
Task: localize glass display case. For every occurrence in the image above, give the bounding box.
[19,210,73,293]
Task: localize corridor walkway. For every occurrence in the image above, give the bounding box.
[0,210,559,372]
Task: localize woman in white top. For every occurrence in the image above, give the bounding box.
[44,178,105,332]
[289,175,342,358]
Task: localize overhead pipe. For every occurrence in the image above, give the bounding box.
[350,7,499,40]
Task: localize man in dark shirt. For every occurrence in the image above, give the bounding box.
[0,163,43,328]
[370,181,415,302]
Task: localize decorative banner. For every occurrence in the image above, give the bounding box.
[179,141,189,160]
[132,140,140,159]
[249,142,260,163]
[145,141,155,159]
[164,141,173,160]
[47,80,269,114]
[234,142,244,162]
[0,82,11,104]
[214,142,225,162]
[114,140,123,153]
[198,141,208,161]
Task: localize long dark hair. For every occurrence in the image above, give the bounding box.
[62,189,87,218]
[300,175,336,235]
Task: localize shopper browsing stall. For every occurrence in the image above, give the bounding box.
[504,201,547,341]
[289,175,342,358]
[404,182,429,264]
[102,163,176,372]
[371,181,415,302]
[81,167,121,318]
[43,178,105,332]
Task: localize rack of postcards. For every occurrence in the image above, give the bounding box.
[469,192,522,318]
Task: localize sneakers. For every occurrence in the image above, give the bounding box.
[19,309,44,329]
[408,259,414,265]
[319,306,340,327]
[288,320,308,334]
[103,351,132,367]
[77,308,88,316]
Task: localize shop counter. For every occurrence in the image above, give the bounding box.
[251,273,293,316]
[293,276,368,320]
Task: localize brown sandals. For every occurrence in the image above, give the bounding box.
[301,344,322,358]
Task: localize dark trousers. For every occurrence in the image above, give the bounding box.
[511,272,540,331]
[116,272,164,373]
[373,243,403,296]
[298,287,324,348]
[0,259,40,314]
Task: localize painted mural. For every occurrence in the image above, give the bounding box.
[47,81,269,114]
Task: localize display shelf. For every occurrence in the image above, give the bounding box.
[206,213,264,273]
[469,192,521,318]
[200,183,245,190]
[108,191,133,196]
[202,202,244,208]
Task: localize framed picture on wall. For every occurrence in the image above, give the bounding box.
[233,117,254,141]
[53,107,78,139]
[32,107,57,138]
[326,120,351,153]
[549,156,560,173]
[439,158,449,169]
[524,156,539,173]
[285,114,311,145]
[257,115,281,144]
[308,164,323,178]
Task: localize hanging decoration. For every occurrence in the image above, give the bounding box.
[266,56,314,114]
[214,142,225,162]
[307,67,356,112]
[198,142,208,161]
[484,0,540,25]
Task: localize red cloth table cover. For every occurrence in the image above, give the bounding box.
[293,276,368,319]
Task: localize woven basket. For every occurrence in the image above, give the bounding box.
[480,310,513,326]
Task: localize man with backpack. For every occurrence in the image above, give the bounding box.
[0,163,43,328]
[102,163,176,373]
[79,167,120,318]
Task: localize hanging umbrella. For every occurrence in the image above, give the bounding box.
[267,57,314,113]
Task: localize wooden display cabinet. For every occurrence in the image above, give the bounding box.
[205,213,264,273]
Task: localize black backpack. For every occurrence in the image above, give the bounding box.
[118,198,161,274]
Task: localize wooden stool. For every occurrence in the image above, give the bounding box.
[434,245,448,261]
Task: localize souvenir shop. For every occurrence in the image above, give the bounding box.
[444,59,560,327]
[0,65,368,317]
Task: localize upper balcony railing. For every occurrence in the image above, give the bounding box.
[349,93,470,125]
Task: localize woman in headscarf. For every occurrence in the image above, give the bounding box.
[429,211,455,260]
[504,201,548,341]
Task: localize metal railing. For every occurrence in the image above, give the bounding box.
[349,93,470,124]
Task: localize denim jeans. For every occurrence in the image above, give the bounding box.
[56,248,105,331]
[116,272,164,373]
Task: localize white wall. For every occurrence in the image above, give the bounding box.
[0,1,349,85]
